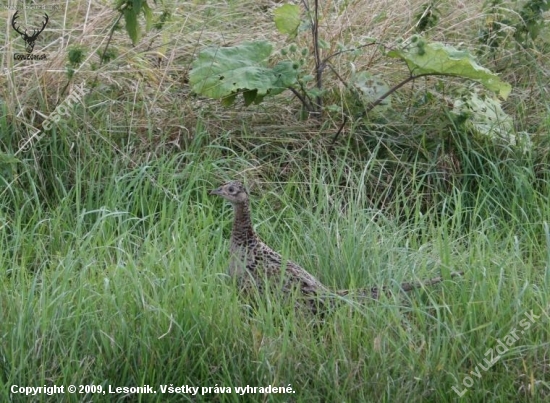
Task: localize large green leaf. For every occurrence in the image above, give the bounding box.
[387,37,511,99]
[351,71,392,111]
[142,2,154,31]
[452,92,517,145]
[274,4,301,38]
[123,8,139,45]
[117,0,156,45]
[190,41,299,106]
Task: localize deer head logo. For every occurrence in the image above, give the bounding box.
[11,11,49,54]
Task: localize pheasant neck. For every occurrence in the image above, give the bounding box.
[231,201,256,246]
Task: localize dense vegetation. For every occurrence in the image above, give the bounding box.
[1,0,549,401]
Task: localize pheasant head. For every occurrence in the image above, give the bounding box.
[210,180,255,247]
[209,181,249,204]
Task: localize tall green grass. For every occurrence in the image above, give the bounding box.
[1,118,549,402]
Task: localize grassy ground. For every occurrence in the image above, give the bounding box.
[1,135,549,402]
[1,0,550,402]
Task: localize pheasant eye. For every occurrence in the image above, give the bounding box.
[228,186,235,193]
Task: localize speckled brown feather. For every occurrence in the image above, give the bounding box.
[210,181,329,313]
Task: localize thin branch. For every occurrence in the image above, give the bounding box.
[289,87,310,110]
[93,12,124,88]
[298,80,316,110]
[312,0,322,113]
[360,72,451,118]
[329,115,347,150]
[326,63,349,88]
[319,42,379,74]
[329,72,457,150]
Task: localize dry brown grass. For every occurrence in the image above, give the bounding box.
[1,0,548,158]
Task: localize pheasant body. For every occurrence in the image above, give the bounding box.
[210,181,462,311]
[212,182,329,302]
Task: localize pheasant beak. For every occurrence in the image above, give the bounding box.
[209,187,223,196]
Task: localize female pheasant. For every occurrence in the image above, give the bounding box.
[210,181,461,311]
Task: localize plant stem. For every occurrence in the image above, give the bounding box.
[313,0,323,115]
